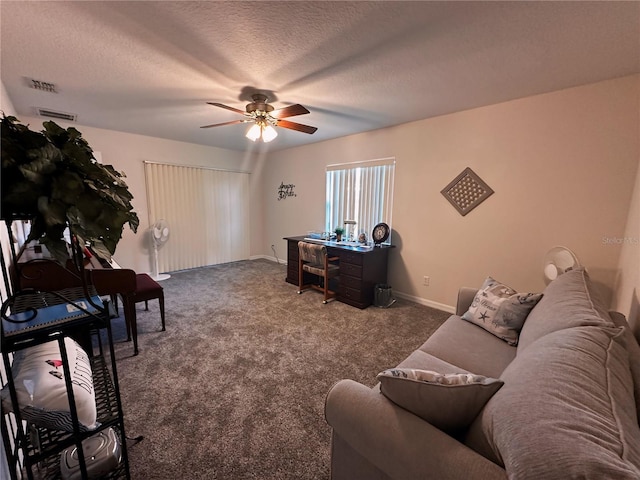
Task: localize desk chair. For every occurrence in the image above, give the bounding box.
[297,241,340,304]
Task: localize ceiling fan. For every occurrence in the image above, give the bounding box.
[201,94,317,143]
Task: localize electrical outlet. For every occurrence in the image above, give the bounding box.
[423,276,430,286]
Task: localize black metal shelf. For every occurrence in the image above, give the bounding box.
[1,291,131,480]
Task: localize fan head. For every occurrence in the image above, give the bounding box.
[151,219,170,247]
[245,94,274,114]
[543,246,580,284]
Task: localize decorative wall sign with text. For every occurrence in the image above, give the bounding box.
[441,167,494,216]
[277,182,296,201]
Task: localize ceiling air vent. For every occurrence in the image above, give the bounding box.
[36,108,77,122]
[27,78,57,93]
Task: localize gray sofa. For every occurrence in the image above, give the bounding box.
[325,268,640,479]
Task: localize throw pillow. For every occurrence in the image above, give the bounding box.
[466,326,640,478]
[377,368,503,433]
[461,277,542,346]
[0,337,98,432]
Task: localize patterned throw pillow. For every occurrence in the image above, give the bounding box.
[0,337,97,432]
[377,368,503,433]
[462,277,542,346]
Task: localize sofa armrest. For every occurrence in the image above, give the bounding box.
[325,379,506,480]
[456,287,478,316]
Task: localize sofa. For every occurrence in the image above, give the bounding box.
[325,267,640,479]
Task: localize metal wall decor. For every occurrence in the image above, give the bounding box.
[277,181,296,200]
[441,167,494,216]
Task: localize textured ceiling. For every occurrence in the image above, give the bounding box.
[2,1,639,152]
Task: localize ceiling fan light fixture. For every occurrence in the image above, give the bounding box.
[245,122,278,143]
[246,123,261,141]
[205,95,316,140]
[262,124,278,142]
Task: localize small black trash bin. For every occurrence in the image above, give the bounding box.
[374,283,396,308]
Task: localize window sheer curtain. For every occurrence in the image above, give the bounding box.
[144,162,250,273]
[325,158,395,242]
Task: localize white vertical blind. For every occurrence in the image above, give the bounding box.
[144,162,250,273]
[325,158,395,242]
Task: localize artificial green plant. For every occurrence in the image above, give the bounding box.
[1,115,139,263]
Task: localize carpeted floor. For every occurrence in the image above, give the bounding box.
[108,259,450,479]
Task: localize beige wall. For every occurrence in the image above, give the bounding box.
[612,118,640,332]
[5,76,639,314]
[261,75,640,311]
[1,81,16,116]
[17,115,253,273]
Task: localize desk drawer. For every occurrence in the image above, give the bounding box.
[288,243,300,257]
[339,251,363,266]
[340,262,362,278]
[339,285,366,303]
[339,274,362,290]
[287,264,299,284]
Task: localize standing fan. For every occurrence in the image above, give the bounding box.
[543,246,581,285]
[150,219,171,281]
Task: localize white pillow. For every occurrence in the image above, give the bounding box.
[1,337,98,432]
[377,368,503,432]
[462,276,542,345]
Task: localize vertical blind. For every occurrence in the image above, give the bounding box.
[144,162,250,273]
[325,158,395,242]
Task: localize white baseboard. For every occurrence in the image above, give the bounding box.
[248,256,453,313]
[249,255,287,266]
[392,291,455,313]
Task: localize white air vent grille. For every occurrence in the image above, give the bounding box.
[36,108,77,122]
[28,78,57,93]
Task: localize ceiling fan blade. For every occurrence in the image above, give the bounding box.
[270,104,310,118]
[276,119,318,134]
[207,102,246,115]
[200,119,248,129]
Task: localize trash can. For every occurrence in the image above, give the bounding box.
[374,284,396,308]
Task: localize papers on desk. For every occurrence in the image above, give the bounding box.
[302,238,373,250]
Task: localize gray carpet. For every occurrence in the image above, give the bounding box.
[108,259,449,479]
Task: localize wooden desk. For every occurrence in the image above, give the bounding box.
[284,236,393,309]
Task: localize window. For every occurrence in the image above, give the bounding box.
[325,158,395,243]
[144,162,250,272]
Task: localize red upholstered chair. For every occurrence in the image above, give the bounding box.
[13,259,165,356]
[13,259,84,292]
[132,273,166,331]
[89,270,166,356]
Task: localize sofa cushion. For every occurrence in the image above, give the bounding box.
[518,267,613,352]
[466,325,640,479]
[0,337,97,432]
[610,311,640,426]
[420,316,516,379]
[396,349,471,373]
[377,368,503,433]
[461,276,542,346]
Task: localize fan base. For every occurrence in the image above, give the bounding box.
[151,273,171,281]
